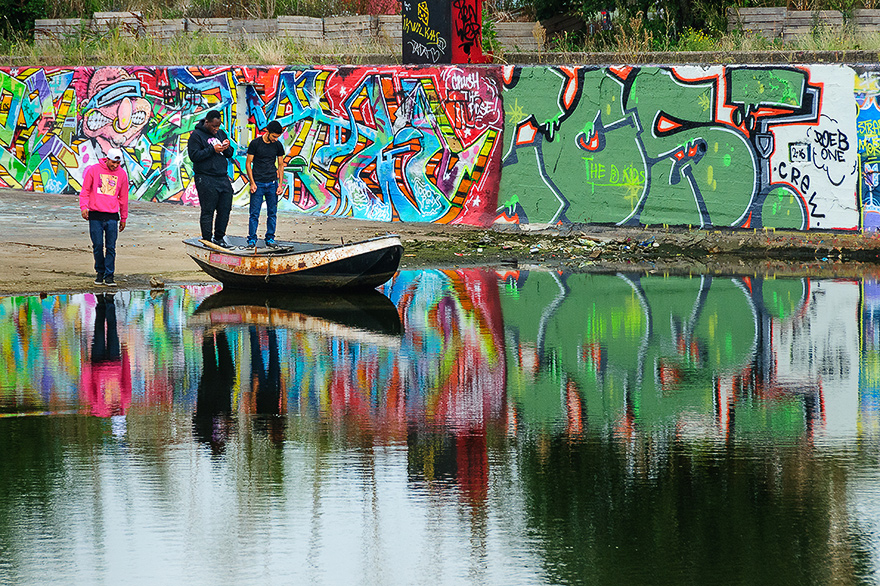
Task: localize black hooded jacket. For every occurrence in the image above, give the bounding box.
[187,120,234,177]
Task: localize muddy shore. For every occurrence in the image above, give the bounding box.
[3,187,880,296]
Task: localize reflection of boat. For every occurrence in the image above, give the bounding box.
[183,235,403,291]
[191,289,403,344]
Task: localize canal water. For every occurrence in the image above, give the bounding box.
[1,269,878,585]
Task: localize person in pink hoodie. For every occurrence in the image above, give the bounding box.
[80,148,130,286]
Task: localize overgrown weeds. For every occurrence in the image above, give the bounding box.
[8,8,880,65]
[545,12,880,55]
[6,27,400,65]
[615,12,654,58]
[40,0,394,19]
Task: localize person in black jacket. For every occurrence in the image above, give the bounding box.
[187,110,235,247]
[193,329,235,456]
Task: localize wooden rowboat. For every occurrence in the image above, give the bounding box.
[183,234,403,291]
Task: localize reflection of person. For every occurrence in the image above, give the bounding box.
[81,293,131,417]
[80,148,129,286]
[245,120,285,248]
[193,330,235,455]
[251,327,285,443]
[187,110,234,248]
[251,327,281,413]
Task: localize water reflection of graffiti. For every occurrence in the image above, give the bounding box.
[0,271,871,446]
[1,275,877,585]
[498,271,861,441]
[500,65,859,230]
[0,287,211,416]
[861,280,880,439]
[0,65,501,226]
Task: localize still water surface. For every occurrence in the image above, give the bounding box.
[1,269,879,585]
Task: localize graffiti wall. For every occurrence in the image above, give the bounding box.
[8,62,880,231]
[0,65,502,225]
[500,65,864,230]
[856,68,880,231]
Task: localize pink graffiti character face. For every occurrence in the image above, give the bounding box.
[83,68,152,151]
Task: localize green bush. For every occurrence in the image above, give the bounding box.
[1,0,46,39]
[677,26,717,50]
[482,6,498,52]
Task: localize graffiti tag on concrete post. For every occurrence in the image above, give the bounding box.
[402,0,452,64]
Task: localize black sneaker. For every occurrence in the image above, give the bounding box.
[103,275,117,287]
[265,239,279,248]
[94,273,104,284]
[212,238,229,248]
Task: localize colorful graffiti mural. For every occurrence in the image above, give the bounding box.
[0,65,501,225]
[499,65,860,230]
[856,69,880,231]
[7,62,880,230]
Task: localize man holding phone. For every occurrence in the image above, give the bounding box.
[187,110,234,247]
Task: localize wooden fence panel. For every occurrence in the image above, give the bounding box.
[185,18,231,36]
[229,19,278,40]
[324,16,375,43]
[39,14,548,54]
[144,19,185,40]
[92,11,144,38]
[376,15,401,49]
[34,19,87,44]
[727,7,786,39]
[784,10,842,43]
[854,9,880,31]
[278,15,324,45]
[495,22,544,51]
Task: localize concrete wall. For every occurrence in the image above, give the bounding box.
[1,63,877,230]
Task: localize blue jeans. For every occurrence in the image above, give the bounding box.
[248,181,278,243]
[89,218,118,277]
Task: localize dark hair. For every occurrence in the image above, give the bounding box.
[266,120,283,134]
[204,110,222,122]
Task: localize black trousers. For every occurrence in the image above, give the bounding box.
[195,174,234,241]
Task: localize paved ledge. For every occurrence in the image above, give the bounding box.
[3,188,880,295]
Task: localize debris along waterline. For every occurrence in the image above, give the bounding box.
[399,224,880,279]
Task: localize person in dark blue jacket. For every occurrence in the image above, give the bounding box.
[187,110,235,247]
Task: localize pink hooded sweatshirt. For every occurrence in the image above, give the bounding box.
[80,347,132,417]
[79,158,130,221]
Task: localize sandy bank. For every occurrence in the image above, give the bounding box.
[4,187,880,296]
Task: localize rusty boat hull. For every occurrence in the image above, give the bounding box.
[183,234,403,291]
